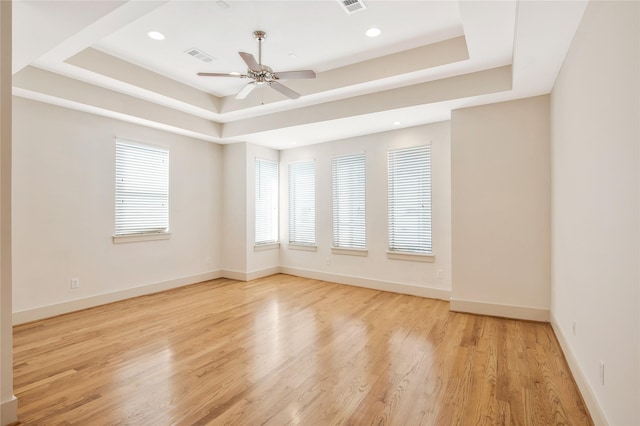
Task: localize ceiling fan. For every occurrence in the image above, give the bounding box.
[197,31,316,100]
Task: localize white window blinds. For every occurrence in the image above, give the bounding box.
[288,161,315,245]
[255,158,279,244]
[115,140,169,236]
[388,145,432,254]
[332,153,366,249]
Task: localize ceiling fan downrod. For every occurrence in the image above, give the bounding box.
[254,31,266,66]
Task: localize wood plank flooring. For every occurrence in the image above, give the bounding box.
[13,274,592,425]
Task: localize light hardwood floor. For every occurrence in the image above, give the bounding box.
[14,274,592,425]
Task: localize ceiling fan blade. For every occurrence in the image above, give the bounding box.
[274,70,316,80]
[197,72,246,78]
[239,52,260,71]
[235,82,257,100]
[269,81,301,99]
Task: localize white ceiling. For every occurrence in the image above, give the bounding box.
[12,0,588,150]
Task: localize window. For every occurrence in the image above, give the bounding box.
[115,139,169,238]
[255,158,279,245]
[388,145,432,255]
[288,161,315,246]
[332,153,366,250]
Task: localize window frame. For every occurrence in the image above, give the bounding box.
[387,144,434,262]
[331,152,367,255]
[113,138,170,244]
[288,160,316,249]
[254,157,279,248]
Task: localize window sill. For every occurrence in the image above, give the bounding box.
[254,242,280,251]
[113,233,170,244]
[331,247,368,257]
[288,243,318,252]
[386,251,435,263]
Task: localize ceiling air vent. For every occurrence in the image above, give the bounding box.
[185,48,214,63]
[338,0,366,14]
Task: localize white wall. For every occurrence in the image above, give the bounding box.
[279,122,451,299]
[550,1,639,424]
[12,101,451,319]
[12,97,222,321]
[450,95,551,321]
[221,142,247,278]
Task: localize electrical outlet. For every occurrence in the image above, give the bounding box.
[325,257,331,266]
[600,361,605,386]
[70,278,79,289]
[436,269,444,280]
[572,321,576,336]
[206,257,212,264]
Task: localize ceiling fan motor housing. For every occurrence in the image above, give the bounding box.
[249,65,277,84]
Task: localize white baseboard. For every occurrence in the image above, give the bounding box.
[449,298,549,322]
[1,395,18,426]
[550,313,609,426]
[222,267,281,282]
[221,269,248,281]
[12,270,223,325]
[280,266,451,300]
[12,267,449,325]
[246,267,281,281]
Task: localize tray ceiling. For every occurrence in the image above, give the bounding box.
[12,0,587,149]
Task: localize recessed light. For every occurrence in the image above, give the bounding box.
[393,121,401,126]
[366,27,381,38]
[147,31,165,41]
[288,53,298,59]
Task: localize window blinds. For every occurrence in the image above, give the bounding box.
[332,153,366,249]
[115,140,169,236]
[255,158,279,244]
[288,161,315,245]
[387,145,432,254]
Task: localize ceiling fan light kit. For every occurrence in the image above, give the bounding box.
[197,30,316,100]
